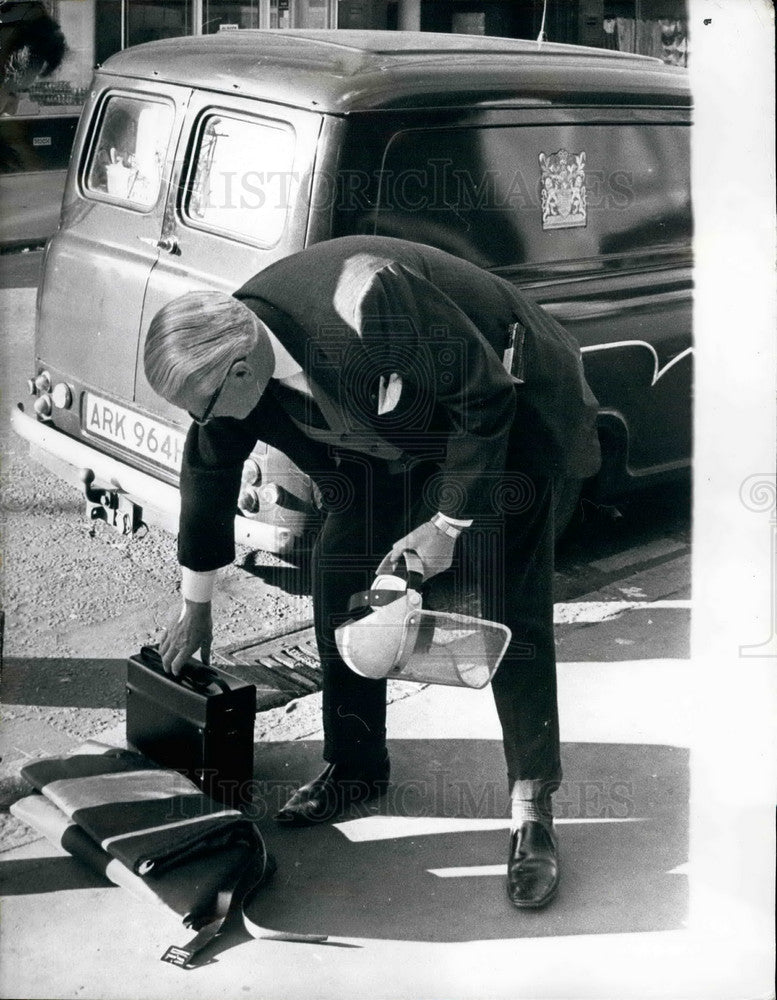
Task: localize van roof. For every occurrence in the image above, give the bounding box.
[101,29,690,114]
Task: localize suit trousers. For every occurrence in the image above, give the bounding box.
[311,447,562,796]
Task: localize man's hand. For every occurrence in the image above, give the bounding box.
[376,520,458,581]
[159,599,213,676]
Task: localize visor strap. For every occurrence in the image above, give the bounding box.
[347,588,408,613]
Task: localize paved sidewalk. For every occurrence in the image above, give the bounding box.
[0,171,64,249]
[1,554,773,999]
[0,254,773,999]
[0,658,768,1000]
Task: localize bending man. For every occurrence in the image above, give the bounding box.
[144,235,600,910]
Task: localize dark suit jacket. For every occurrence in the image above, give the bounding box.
[178,236,600,571]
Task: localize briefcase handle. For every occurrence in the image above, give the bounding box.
[139,645,232,696]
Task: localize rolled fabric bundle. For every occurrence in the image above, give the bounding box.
[21,744,258,875]
[10,793,257,927]
[11,793,112,876]
[13,743,322,967]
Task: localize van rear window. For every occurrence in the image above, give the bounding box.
[183,114,296,247]
[85,95,173,208]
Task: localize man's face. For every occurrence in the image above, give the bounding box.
[181,340,273,425]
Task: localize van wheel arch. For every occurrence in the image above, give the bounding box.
[554,415,630,540]
[554,475,584,540]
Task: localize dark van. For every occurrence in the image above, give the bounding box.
[13,29,692,552]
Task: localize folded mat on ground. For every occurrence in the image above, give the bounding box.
[13,742,325,966]
[21,741,258,874]
[10,792,258,926]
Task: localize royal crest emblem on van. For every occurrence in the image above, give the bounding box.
[539,149,587,231]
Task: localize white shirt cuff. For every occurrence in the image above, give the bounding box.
[181,567,217,603]
[436,511,473,528]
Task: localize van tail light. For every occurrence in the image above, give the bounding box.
[241,459,262,485]
[34,371,52,393]
[258,483,283,508]
[33,394,52,419]
[239,483,285,513]
[52,383,73,409]
[238,489,260,514]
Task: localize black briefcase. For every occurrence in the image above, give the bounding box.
[126,646,256,810]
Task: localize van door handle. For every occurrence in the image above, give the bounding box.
[156,236,180,255]
[137,235,180,255]
[137,235,179,254]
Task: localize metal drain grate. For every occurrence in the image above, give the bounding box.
[218,625,321,710]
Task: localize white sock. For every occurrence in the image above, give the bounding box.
[510,788,553,831]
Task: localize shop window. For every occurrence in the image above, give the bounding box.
[0,114,77,172]
[201,0,335,30]
[126,0,191,46]
[184,113,296,246]
[3,1,91,117]
[85,94,173,208]
[201,1,260,31]
[452,12,486,35]
[603,1,688,65]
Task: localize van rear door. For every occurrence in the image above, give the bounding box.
[36,79,190,402]
[133,93,323,419]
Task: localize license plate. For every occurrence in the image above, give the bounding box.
[83,393,186,472]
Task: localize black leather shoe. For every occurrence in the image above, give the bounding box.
[274,756,390,827]
[507,821,559,909]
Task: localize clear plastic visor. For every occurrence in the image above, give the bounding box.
[392,609,512,688]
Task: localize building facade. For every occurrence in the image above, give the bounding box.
[1,0,687,227]
[4,0,689,121]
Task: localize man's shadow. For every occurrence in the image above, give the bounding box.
[239,549,313,597]
[243,737,689,943]
[0,735,688,968]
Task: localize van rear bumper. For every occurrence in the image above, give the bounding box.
[10,405,294,554]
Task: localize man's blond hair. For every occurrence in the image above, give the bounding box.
[144,290,271,405]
